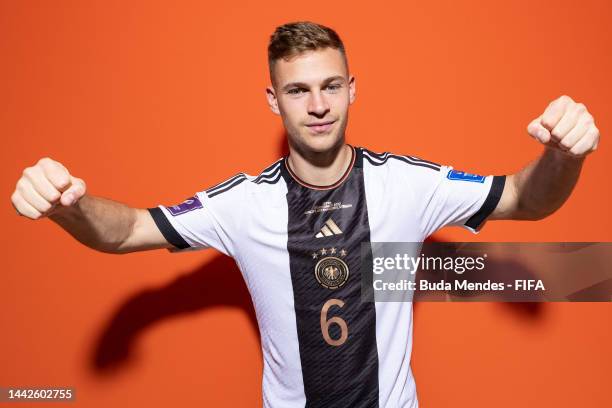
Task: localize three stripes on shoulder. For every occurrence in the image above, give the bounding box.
[205,160,282,198]
[362,150,441,172]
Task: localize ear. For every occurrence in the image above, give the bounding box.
[348,75,356,105]
[266,86,281,115]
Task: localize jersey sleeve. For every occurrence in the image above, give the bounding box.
[416,165,506,238]
[147,190,236,256]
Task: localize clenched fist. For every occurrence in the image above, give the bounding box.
[11,157,86,219]
[527,95,600,158]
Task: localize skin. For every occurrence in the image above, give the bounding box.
[266,47,356,186]
[10,47,601,251]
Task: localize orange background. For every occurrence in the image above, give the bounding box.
[1,0,611,407]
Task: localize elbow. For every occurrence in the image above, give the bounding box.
[101,208,140,254]
[513,202,559,221]
[92,243,133,255]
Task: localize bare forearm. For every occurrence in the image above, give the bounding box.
[513,147,585,220]
[48,195,137,253]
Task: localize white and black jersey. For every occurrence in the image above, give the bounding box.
[148,145,505,408]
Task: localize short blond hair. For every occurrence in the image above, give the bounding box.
[268,21,347,81]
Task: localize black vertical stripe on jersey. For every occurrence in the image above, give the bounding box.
[282,148,379,408]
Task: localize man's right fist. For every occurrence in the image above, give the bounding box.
[11,157,87,219]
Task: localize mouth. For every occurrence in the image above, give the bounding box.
[305,120,336,134]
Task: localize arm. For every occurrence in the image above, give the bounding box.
[11,157,171,254]
[48,196,169,254]
[490,95,600,221]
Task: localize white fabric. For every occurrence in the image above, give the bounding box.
[153,148,497,407]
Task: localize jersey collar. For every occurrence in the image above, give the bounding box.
[283,145,357,191]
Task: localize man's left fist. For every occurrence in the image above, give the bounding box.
[527,95,600,158]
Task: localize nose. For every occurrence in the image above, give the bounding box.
[307,89,330,118]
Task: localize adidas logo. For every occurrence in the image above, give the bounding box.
[315,218,343,238]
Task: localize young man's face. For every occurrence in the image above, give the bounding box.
[266,47,356,154]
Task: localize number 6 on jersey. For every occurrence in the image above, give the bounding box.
[320,298,348,346]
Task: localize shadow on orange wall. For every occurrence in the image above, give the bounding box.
[91,254,260,373]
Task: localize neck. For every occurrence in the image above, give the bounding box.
[286,142,353,187]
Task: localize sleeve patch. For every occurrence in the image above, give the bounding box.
[165,195,203,216]
[446,170,485,183]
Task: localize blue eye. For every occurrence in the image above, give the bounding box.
[286,84,341,95]
[287,88,306,95]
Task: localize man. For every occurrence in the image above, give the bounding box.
[10,21,599,408]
